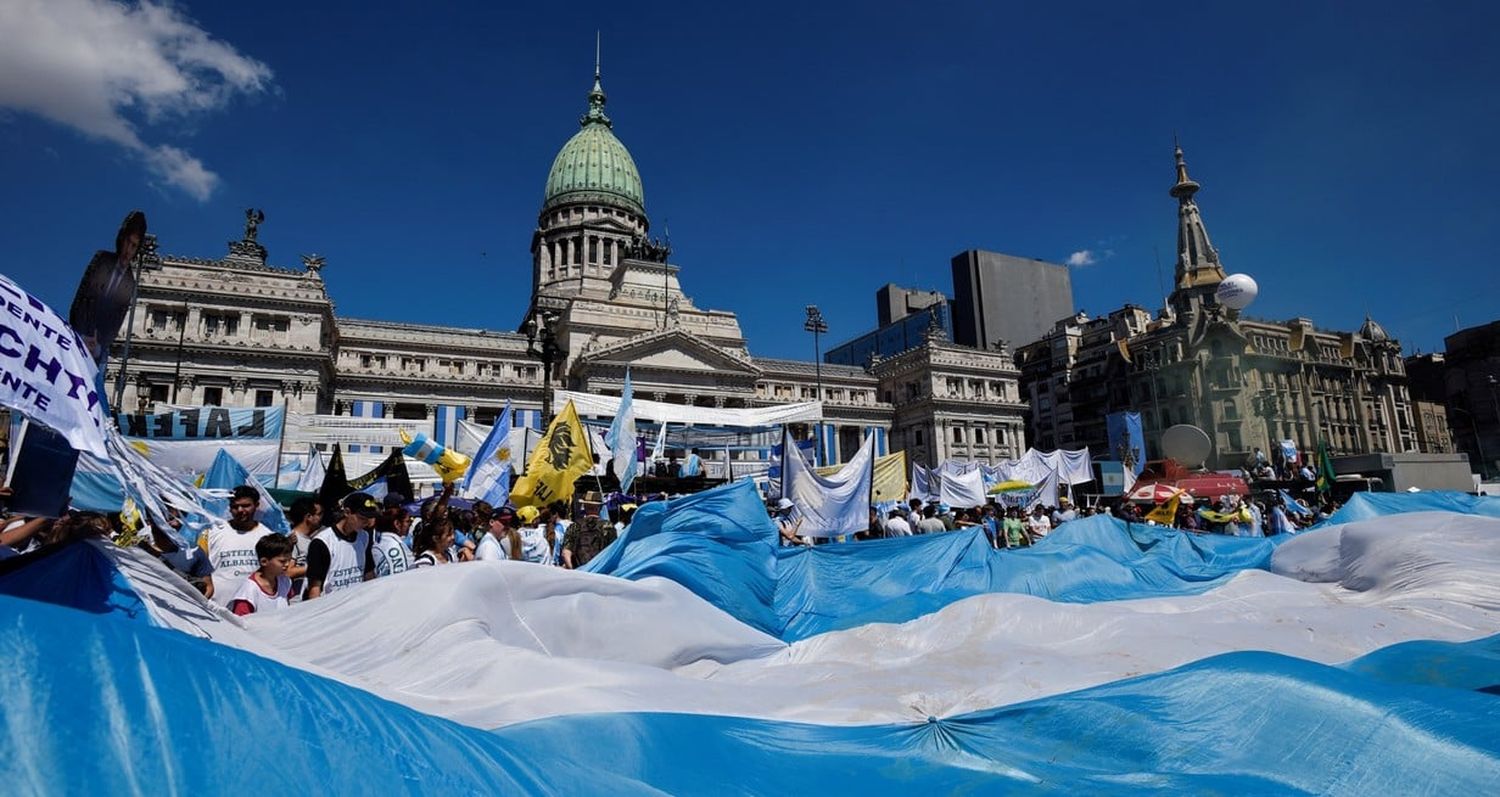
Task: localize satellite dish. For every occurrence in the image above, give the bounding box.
[1161,424,1212,469]
[1215,274,1258,310]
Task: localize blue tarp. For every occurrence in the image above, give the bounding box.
[1,593,1496,795]
[588,480,1280,640]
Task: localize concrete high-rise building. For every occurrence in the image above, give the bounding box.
[949,251,1074,353]
[876,284,947,327]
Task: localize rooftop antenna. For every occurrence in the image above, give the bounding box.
[594,30,601,79]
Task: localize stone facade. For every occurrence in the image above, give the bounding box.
[1017,147,1422,469]
[107,71,1028,467]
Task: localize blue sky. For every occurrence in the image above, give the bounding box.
[2,0,1497,360]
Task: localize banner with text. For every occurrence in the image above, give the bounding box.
[0,273,107,457]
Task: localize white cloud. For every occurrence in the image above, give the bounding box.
[1066,249,1097,267]
[0,0,271,200]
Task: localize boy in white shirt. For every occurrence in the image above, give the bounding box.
[228,534,294,616]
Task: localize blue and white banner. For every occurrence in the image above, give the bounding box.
[432,404,466,450]
[1106,411,1145,476]
[348,400,384,453]
[117,406,283,440]
[0,273,108,457]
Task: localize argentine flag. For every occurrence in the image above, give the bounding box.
[6,485,1500,794]
[462,400,513,506]
[606,370,639,493]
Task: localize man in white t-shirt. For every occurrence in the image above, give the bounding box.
[203,486,274,606]
[1026,505,1053,540]
[303,492,378,600]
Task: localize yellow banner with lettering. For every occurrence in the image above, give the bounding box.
[510,401,594,508]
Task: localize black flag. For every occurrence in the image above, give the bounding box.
[318,443,351,509]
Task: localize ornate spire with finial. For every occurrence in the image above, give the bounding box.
[1167,141,1225,292]
[581,31,611,128]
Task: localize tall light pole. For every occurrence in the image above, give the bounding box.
[1253,389,1280,468]
[524,309,562,426]
[804,305,828,465]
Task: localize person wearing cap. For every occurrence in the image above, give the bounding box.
[515,505,554,565]
[772,497,810,547]
[562,492,616,568]
[1051,497,1078,526]
[303,492,379,600]
[477,506,523,562]
[371,494,415,577]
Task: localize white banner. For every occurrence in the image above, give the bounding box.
[939,467,987,509]
[555,390,823,427]
[0,273,108,457]
[783,428,873,538]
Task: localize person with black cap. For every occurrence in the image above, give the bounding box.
[371,493,415,576]
[302,492,378,600]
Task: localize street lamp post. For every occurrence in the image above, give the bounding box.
[804,305,828,465]
[112,233,155,410]
[524,310,562,426]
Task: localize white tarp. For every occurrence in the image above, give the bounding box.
[555,389,823,427]
[782,429,873,537]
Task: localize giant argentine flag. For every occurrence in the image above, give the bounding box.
[3,489,1500,794]
[461,400,513,505]
[606,370,639,493]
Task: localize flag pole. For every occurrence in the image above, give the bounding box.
[273,396,289,489]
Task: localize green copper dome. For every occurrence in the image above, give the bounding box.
[542,75,645,218]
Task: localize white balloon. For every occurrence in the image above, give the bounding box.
[1215,274,1258,310]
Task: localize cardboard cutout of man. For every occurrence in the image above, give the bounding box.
[69,210,147,369]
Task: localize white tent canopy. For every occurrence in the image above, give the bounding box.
[554,390,823,427]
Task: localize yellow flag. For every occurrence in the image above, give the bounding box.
[1144,490,1182,525]
[510,401,594,508]
[816,450,908,502]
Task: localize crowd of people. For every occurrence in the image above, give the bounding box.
[3,476,1344,617]
[770,489,1337,548]
[0,483,634,617]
